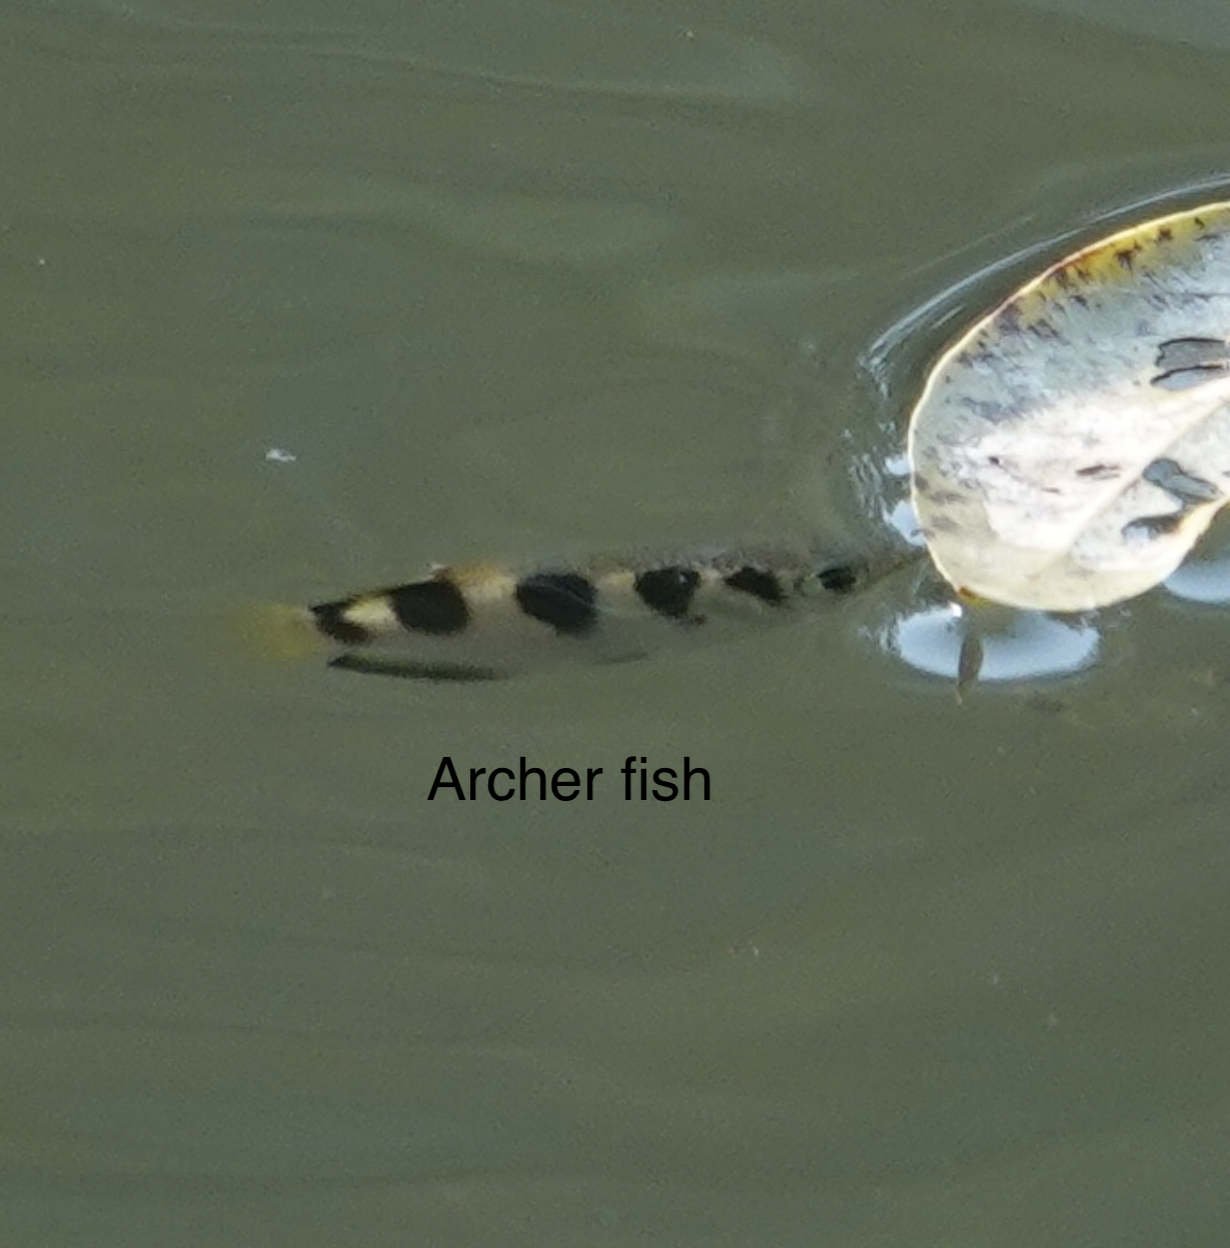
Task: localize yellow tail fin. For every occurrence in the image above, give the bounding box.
[232,603,327,663]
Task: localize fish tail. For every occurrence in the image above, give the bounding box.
[236,602,330,663]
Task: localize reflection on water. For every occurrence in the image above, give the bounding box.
[1164,525,1230,604]
[1019,0,1230,48]
[44,0,828,104]
[876,594,1103,684]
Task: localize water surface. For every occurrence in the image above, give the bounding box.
[5,1,1230,1244]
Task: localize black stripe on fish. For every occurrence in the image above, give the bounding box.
[634,566,702,620]
[311,599,373,646]
[387,577,471,635]
[817,562,862,594]
[515,571,599,636]
[722,566,786,605]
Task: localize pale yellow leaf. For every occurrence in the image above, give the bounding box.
[908,201,1230,611]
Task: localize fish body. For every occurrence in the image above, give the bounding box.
[287,541,905,679]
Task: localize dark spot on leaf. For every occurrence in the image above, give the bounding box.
[1152,337,1230,389]
[1153,366,1229,391]
[997,303,1023,334]
[1143,457,1221,504]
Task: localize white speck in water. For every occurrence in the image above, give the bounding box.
[1164,542,1230,604]
[264,447,298,464]
[886,495,924,547]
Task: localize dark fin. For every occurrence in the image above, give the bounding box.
[310,600,371,646]
[1141,457,1221,504]
[723,566,785,605]
[515,571,599,636]
[387,577,471,635]
[1153,365,1227,392]
[328,653,504,681]
[1155,337,1230,371]
[634,567,701,620]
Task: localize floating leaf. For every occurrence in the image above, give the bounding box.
[908,201,1230,611]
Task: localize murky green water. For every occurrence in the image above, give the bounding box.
[6,1,1230,1244]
